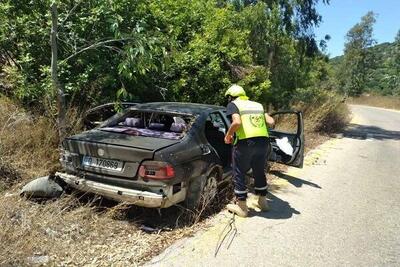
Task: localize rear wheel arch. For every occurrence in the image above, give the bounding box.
[207,164,223,181]
[184,164,221,210]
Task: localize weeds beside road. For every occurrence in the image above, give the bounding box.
[348,95,400,110]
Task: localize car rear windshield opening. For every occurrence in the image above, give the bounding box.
[100,111,194,140]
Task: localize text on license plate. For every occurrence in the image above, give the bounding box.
[82,156,123,172]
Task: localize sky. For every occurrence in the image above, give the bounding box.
[314,0,400,58]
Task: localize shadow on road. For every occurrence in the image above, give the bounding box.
[250,193,301,220]
[343,124,400,140]
[270,170,321,189]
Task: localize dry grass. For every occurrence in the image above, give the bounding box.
[0,98,59,181]
[347,94,400,110]
[0,97,85,188]
[0,192,203,266]
[298,99,350,135]
[301,97,350,154]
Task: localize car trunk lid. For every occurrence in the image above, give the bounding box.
[63,130,180,178]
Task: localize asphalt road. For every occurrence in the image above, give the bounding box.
[147,105,400,267]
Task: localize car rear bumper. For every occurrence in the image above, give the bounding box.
[56,172,186,208]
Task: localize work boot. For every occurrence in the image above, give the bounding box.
[248,195,270,212]
[227,200,248,217]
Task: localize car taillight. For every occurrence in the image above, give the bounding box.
[138,161,175,180]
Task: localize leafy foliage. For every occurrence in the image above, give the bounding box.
[0,0,331,111]
[332,34,400,96]
[335,11,377,96]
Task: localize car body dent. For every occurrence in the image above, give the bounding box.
[56,172,186,208]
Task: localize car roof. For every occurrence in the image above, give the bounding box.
[130,102,225,115]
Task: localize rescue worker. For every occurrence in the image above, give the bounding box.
[224,84,275,217]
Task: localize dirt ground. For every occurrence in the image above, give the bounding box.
[0,188,221,266]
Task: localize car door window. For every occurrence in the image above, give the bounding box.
[268,111,304,168]
[205,112,231,168]
[271,113,299,134]
[209,112,227,134]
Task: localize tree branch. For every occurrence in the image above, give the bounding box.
[2,49,21,70]
[61,38,134,62]
[59,0,83,28]
[103,45,123,53]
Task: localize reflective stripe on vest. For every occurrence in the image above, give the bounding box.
[233,99,269,140]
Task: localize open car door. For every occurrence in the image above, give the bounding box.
[268,111,304,168]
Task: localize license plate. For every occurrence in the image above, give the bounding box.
[82,156,123,172]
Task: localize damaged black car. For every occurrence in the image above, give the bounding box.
[57,102,304,209]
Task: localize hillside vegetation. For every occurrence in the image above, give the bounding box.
[330,11,399,98]
[331,41,400,96]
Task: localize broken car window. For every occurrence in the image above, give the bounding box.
[99,110,194,140]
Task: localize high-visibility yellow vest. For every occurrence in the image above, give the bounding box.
[232,99,269,140]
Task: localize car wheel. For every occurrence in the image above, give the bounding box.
[184,171,219,211]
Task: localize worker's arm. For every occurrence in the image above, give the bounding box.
[225,113,241,144]
[265,113,275,127]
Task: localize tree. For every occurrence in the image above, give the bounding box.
[339,11,376,96]
[50,3,66,141]
[390,30,400,95]
[238,1,330,107]
[1,0,331,113]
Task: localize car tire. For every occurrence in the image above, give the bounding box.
[184,171,219,211]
